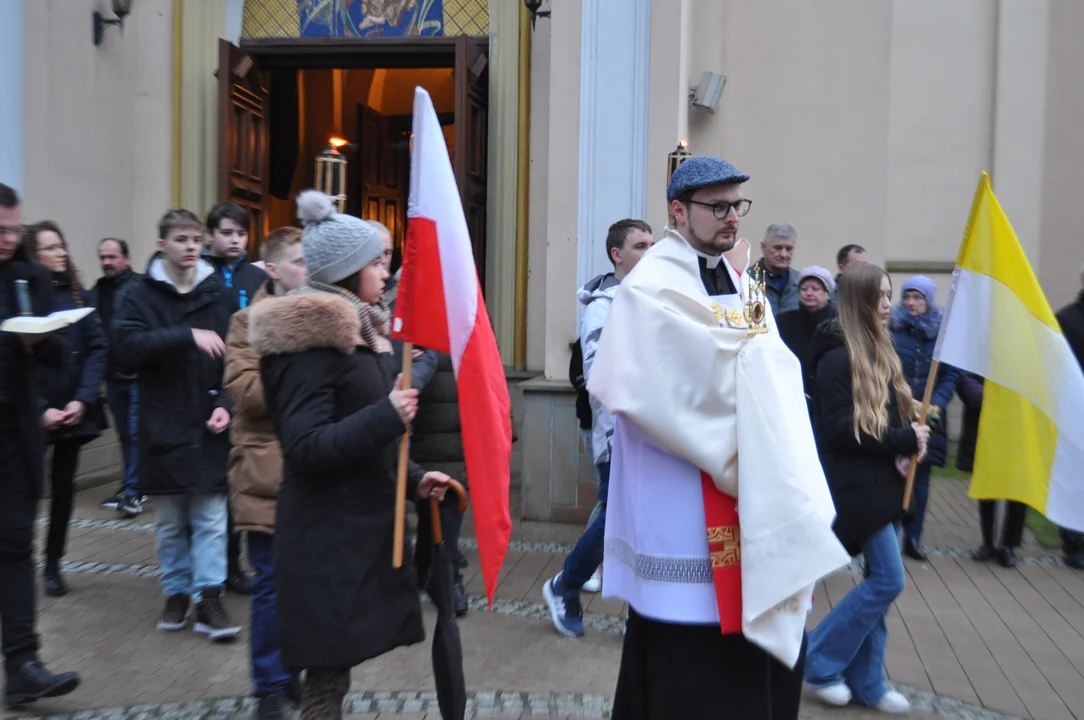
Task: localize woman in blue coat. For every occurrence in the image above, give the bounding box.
[23,222,108,597]
[890,275,959,561]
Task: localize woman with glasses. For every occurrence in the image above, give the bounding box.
[22,222,108,597]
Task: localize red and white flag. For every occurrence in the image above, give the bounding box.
[391,88,512,606]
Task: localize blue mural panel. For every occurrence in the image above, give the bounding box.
[298,0,444,38]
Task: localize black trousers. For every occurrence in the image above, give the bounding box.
[612,607,806,720]
[978,500,1026,549]
[0,431,40,672]
[45,439,81,568]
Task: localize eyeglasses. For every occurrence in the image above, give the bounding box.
[686,199,753,219]
[0,225,23,236]
[39,244,67,254]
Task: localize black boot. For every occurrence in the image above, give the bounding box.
[971,544,997,562]
[903,537,927,562]
[997,547,1018,568]
[225,567,253,595]
[256,691,287,720]
[452,576,469,617]
[4,658,80,708]
[284,675,303,705]
[43,564,68,598]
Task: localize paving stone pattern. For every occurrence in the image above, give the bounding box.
[7,479,1083,719]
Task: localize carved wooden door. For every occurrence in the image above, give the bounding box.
[218,40,269,258]
[357,105,408,260]
[454,36,489,291]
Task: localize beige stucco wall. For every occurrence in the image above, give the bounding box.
[22,0,174,277]
[19,0,174,483]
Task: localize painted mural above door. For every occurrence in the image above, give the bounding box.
[241,0,488,38]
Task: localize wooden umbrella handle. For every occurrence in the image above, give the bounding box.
[392,343,414,568]
[429,478,468,544]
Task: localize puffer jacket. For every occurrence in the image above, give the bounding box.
[223,281,281,534]
[889,304,959,467]
[577,272,620,466]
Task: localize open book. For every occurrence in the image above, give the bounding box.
[0,307,94,334]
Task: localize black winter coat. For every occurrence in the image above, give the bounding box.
[777,304,835,399]
[36,278,109,444]
[412,353,467,484]
[112,257,235,496]
[809,322,919,555]
[90,267,141,381]
[204,254,268,312]
[955,372,984,473]
[1057,291,1084,373]
[0,246,69,496]
[251,291,426,671]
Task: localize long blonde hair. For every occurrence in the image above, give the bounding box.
[836,263,912,441]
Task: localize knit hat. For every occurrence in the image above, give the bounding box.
[296,190,383,285]
[797,266,835,295]
[901,275,937,305]
[667,156,750,203]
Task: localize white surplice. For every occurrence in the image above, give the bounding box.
[589,228,850,669]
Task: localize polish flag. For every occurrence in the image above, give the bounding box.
[391,88,512,606]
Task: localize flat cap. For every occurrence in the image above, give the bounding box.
[667,156,750,203]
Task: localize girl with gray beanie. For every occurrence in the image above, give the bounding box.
[248,190,449,720]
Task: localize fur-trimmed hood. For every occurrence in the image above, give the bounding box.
[248,292,361,356]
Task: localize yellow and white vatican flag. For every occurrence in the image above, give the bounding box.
[934,172,1084,532]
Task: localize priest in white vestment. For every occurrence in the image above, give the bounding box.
[588,156,850,720]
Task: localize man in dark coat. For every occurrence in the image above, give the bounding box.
[113,209,241,642]
[90,237,144,516]
[203,202,266,595]
[1056,271,1084,569]
[0,183,81,708]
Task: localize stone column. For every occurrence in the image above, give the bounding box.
[487,0,521,364]
[575,0,652,290]
[0,0,22,187]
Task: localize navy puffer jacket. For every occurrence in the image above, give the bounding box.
[889,304,959,467]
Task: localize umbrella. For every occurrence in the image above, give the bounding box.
[429,478,468,720]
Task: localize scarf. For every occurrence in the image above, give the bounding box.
[295,278,391,354]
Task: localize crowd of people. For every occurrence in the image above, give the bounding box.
[543,158,1084,717]
[2,154,1084,719]
[0,184,468,719]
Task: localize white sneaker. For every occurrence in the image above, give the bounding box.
[876,689,910,715]
[813,683,852,707]
[583,568,602,593]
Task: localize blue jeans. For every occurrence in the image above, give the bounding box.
[805,522,905,706]
[106,380,139,498]
[154,493,228,601]
[904,464,932,543]
[247,532,294,695]
[558,461,610,597]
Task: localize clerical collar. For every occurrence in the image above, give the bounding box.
[663,226,725,269]
[694,250,724,269]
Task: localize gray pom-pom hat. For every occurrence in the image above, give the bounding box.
[295,190,383,285]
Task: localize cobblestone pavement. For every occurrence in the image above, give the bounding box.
[3,478,1082,719]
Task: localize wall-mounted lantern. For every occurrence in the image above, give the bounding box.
[524,0,550,29]
[315,137,349,213]
[93,0,134,47]
[666,141,692,222]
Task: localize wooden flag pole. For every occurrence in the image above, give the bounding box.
[902,359,939,511]
[392,342,414,568]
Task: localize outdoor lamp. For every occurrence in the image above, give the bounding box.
[93,0,134,46]
[315,137,348,213]
[667,141,692,221]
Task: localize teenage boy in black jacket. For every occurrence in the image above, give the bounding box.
[114,209,242,642]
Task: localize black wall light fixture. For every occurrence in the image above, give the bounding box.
[524,0,551,29]
[93,0,134,47]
